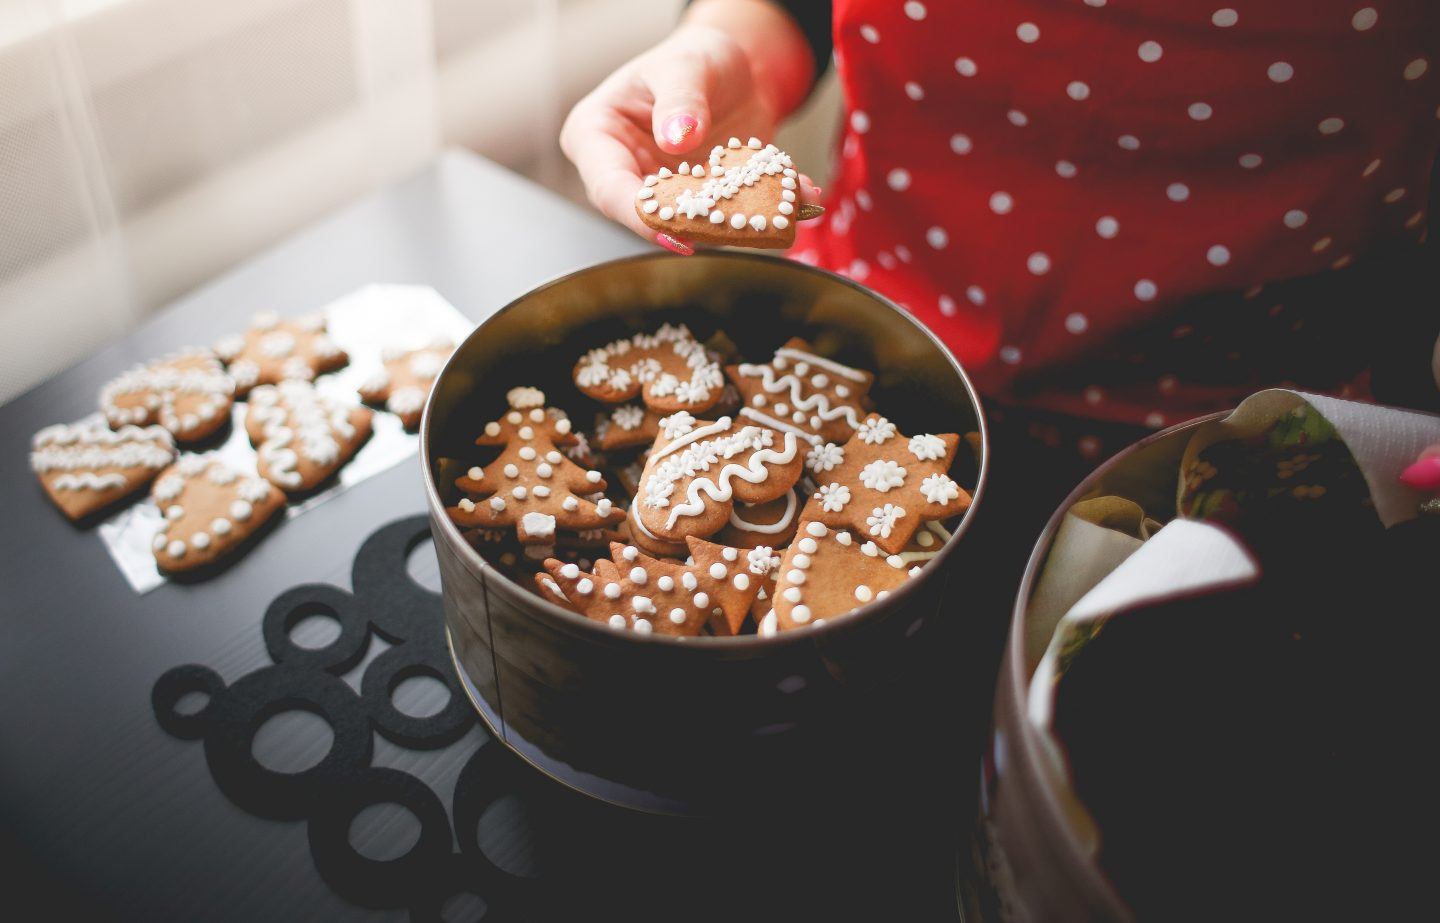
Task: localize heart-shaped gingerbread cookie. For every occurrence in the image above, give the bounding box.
[150,455,285,573]
[635,137,801,248]
[31,419,176,520]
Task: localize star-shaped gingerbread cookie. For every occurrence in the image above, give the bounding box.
[447,388,623,544]
[538,538,773,637]
[798,414,971,555]
[635,137,802,248]
[726,337,875,446]
[357,339,454,430]
[213,311,347,396]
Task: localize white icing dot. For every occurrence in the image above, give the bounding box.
[733,573,750,590]
[1268,61,1294,83]
[1207,245,1231,266]
[622,545,638,561]
[518,446,536,461]
[1096,216,1119,238]
[585,470,602,483]
[722,547,739,561]
[730,213,747,230]
[657,575,674,591]
[1211,8,1238,27]
[608,614,626,629]
[855,585,873,602]
[787,570,806,585]
[989,192,1013,214]
[709,563,726,579]
[791,605,812,624]
[886,168,911,191]
[577,579,593,594]
[792,554,811,570]
[1026,252,1051,275]
[669,608,687,625]
[633,619,652,635]
[167,540,186,558]
[1137,41,1163,63]
[604,583,621,599]
[806,521,826,537]
[798,537,818,554]
[954,56,977,77]
[1134,279,1158,301]
[504,464,519,478]
[1016,22,1039,43]
[560,563,580,579]
[783,587,802,603]
[1066,81,1090,101]
[682,572,697,591]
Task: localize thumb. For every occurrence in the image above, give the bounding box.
[646,62,712,155]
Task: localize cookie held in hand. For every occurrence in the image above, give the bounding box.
[150,455,284,573]
[245,381,373,493]
[635,138,807,249]
[31,420,176,520]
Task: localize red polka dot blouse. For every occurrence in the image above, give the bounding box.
[794,1,1439,429]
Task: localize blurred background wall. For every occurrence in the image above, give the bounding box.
[0,0,840,402]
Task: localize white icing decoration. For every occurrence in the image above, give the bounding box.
[920,473,961,505]
[659,411,695,439]
[612,405,645,430]
[857,417,897,445]
[641,417,800,529]
[727,489,797,534]
[806,442,845,473]
[908,434,947,461]
[747,546,781,575]
[521,512,556,538]
[860,459,907,492]
[855,585,873,602]
[817,482,851,512]
[734,359,865,435]
[737,407,823,446]
[866,504,905,538]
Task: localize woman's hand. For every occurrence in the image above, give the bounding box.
[560,1,819,254]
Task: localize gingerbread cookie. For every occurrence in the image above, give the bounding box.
[712,489,800,549]
[357,339,454,430]
[100,349,235,444]
[573,324,724,414]
[625,502,689,559]
[635,413,804,543]
[150,455,285,573]
[799,414,971,555]
[766,521,922,633]
[727,338,876,446]
[244,381,373,492]
[539,538,773,637]
[635,138,804,249]
[447,388,623,544]
[213,311,347,395]
[31,420,176,520]
[594,403,662,452]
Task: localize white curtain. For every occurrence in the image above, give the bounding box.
[0,0,840,403]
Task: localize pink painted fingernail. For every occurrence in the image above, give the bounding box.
[811,185,823,196]
[655,233,694,256]
[662,114,698,147]
[1400,455,1440,492]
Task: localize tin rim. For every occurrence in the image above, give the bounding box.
[420,250,990,649]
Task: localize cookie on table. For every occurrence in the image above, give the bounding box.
[30,420,176,520]
[213,311,346,396]
[244,381,373,493]
[635,137,804,249]
[150,455,285,573]
[357,339,454,430]
[538,538,774,637]
[764,521,921,634]
[573,323,724,415]
[447,388,624,544]
[100,349,235,444]
[727,337,876,447]
[712,489,800,549]
[634,413,805,544]
[799,414,971,555]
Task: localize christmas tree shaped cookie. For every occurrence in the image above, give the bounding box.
[447,387,623,544]
[766,521,922,633]
[537,538,774,637]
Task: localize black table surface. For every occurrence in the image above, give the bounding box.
[0,150,1015,921]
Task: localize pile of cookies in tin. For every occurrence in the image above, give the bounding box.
[29,310,453,574]
[445,323,976,637]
